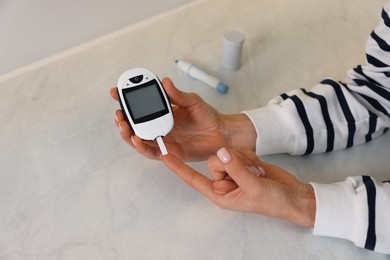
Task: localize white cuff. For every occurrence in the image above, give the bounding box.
[310,178,368,248]
[243,105,296,155]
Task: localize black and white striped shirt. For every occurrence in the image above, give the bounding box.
[244,1,390,254]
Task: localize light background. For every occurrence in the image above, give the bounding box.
[0,0,196,76]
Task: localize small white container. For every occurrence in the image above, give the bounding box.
[222,31,245,70]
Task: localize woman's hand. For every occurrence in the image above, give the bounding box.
[110,77,257,161]
[162,147,316,227]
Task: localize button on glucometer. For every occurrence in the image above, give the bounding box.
[130,75,143,84]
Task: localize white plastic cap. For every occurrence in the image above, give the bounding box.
[222,31,245,70]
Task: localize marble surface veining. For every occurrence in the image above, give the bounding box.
[0,0,389,259]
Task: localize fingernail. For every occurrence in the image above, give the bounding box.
[257,166,266,176]
[217,148,231,164]
[118,122,123,132]
[131,136,137,147]
[246,165,266,177]
[115,114,118,123]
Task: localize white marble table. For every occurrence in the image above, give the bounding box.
[1,0,389,259]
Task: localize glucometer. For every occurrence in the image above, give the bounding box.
[117,68,174,155]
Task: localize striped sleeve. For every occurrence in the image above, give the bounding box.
[243,3,390,156]
[311,177,390,254]
[242,1,390,254]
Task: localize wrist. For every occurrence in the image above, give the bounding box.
[290,183,316,227]
[221,113,257,151]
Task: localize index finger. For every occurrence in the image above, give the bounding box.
[161,154,215,199]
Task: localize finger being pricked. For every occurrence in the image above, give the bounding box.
[161,153,217,200]
[209,148,266,179]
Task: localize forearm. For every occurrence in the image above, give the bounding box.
[242,2,390,156]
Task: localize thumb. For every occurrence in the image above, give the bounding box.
[216,148,259,187]
[162,77,200,107]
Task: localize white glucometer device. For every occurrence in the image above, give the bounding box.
[117,68,174,155]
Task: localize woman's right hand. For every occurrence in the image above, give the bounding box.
[162,147,316,227]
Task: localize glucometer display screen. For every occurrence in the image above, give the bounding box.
[123,80,168,123]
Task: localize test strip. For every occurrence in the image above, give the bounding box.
[156,136,168,155]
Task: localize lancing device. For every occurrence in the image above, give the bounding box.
[175,59,229,94]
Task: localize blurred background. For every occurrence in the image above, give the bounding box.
[0,0,196,77]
